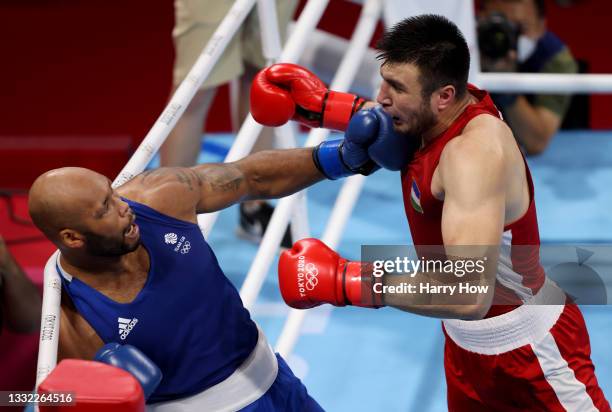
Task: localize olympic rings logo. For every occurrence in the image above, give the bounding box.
[304,262,319,290]
[180,241,191,254]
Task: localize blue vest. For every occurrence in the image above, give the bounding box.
[59,199,258,403]
[519,31,565,74]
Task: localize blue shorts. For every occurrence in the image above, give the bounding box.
[240,354,324,411]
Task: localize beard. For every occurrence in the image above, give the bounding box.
[396,101,438,137]
[83,230,140,257]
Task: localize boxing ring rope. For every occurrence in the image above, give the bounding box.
[477,73,612,93]
[239,0,383,310]
[272,0,384,356]
[276,175,367,355]
[196,0,331,237]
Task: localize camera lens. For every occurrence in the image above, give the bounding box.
[477,12,520,59]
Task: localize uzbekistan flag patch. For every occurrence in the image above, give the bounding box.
[411,179,424,214]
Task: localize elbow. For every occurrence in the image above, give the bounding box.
[523,129,555,156]
[524,140,549,156]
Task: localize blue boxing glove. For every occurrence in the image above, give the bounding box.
[95,343,162,400]
[366,106,418,171]
[312,110,380,180]
[312,106,417,179]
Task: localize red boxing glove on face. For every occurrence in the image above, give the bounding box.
[278,238,383,309]
[250,63,365,131]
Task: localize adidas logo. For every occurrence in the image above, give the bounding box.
[118,317,138,340]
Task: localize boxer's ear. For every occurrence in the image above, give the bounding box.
[59,229,85,249]
[434,85,456,112]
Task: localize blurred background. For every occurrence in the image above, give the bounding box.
[1,0,611,410]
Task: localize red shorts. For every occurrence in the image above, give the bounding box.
[443,281,610,411]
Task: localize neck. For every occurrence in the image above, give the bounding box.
[422,92,476,145]
[59,246,143,286]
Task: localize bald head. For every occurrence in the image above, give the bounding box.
[29,167,111,242]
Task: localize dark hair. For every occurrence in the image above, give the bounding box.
[481,0,546,18]
[534,0,546,17]
[376,14,470,99]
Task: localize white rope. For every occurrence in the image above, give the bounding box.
[35,251,61,388]
[275,175,366,356]
[476,73,612,94]
[197,0,331,238]
[257,0,283,63]
[35,0,258,389]
[239,0,383,310]
[113,0,257,188]
[273,0,383,357]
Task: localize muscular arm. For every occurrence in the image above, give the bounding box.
[58,296,104,361]
[193,148,325,212]
[502,97,561,155]
[382,121,507,319]
[121,148,325,220]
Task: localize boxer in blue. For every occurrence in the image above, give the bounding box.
[27,63,414,409]
[28,156,325,410]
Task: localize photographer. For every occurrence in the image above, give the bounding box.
[479,0,578,155]
[0,235,41,334]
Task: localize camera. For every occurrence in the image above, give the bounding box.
[477,12,521,60]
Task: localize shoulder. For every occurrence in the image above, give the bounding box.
[440,114,511,174]
[543,47,578,74]
[116,168,200,222]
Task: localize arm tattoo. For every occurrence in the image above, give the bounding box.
[175,170,196,191]
[138,169,157,184]
[200,167,244,193]
[138,168,203,193]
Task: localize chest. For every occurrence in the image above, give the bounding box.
[97,269,149,304]
[403,155,445,219]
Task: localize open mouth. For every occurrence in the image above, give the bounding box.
[124,214,139,239]
[124,222,139,239]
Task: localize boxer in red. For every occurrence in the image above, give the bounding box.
[252,14,610,412]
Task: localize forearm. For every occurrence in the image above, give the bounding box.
[179,148,324,214]
[377,249,497,320]
[279,239,495,318]
[1,256,41,333]
[235,148,325,200]
[381,271,492,320]
[504,96,556,155]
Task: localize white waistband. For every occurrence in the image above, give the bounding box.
[147,326,278,412]
[443,277,567,355]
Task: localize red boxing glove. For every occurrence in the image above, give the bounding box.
[38,359,145,411]
[250,63,365,131]
[278,238,382,309]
